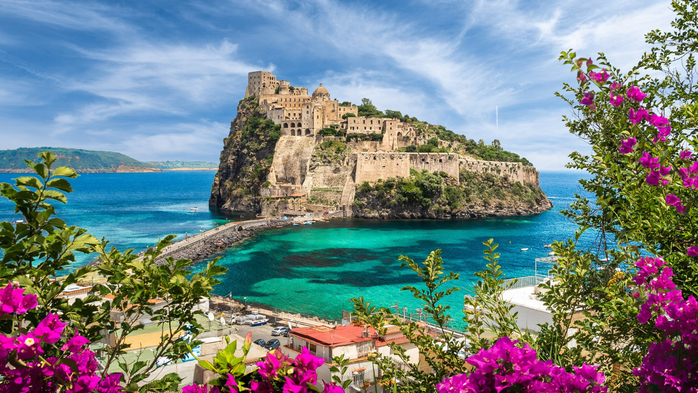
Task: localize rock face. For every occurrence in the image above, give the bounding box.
[209,97,281,214]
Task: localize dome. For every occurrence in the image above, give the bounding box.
[312,83,330,98]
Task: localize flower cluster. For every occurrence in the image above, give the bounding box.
[0,283,123,392]
[437,337,606,393]
[632,258,698,392]
[183,347,344,393]
[577,67,698,256]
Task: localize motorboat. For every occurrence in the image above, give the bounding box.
[544,244,552,248]
[520,248,529,251]
[190,207,199,212]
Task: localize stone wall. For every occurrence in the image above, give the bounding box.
[354,152,410,184]
[460,158,539,186]
[408,153,460,182]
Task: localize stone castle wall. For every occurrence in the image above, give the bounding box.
[409,153,460,181]
[354,152,460,184]
[460,158,539,186]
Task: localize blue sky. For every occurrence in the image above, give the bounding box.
[0,0,674,170]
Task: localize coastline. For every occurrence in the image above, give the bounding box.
[161,167,218,171]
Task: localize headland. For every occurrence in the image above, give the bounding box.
[210,71,552,219]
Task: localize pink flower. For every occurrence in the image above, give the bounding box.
[62,333,91,353]
[586,58,593,66]
[577,71,587,83]
[34,313,66,344]
[322,384,345,393]
[619,137,637,154]
[16,333,44,359]
[589,69,610,83]
[610,82,622,90]
[646,170,661,186]
[666,194,681,206]
[629,108,649,124]
[688,246,698,257]
[659,165,672,176]
[610,93,624,107]
[639,152,660,169]
[680,151,693,160]
[581,92,595,106]
[627,86,647,102]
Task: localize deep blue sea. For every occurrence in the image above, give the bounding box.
[0,170,591,327]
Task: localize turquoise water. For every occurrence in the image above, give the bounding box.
[0,170,590,328]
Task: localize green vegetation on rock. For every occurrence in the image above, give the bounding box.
[354,169,548,218]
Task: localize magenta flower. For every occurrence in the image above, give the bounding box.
[638,152,660,169]
[609,93,624,107]
[610,82,622,90]
[659,165,672,176]
[16,334,44,359]
[34,313,66,344]
[586,58,593,66]
[619,137,637,154]
[581,92,595,106]
[62,333,91,353]
[666,194,681,207]
[0,284,38,315]
[322,383,345,393]
[688,246,698,257]
[629,108,649,124]
[680,151,693,160]
[627,86,647,102]
[646,170,661,186]
[577,72,587,83]
[589,69,610,83]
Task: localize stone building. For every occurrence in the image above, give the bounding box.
[245,71,358,137]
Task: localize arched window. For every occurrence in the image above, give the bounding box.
[283,123,289,128]
[305,129,311,135]
[291,123,296,128]
[397,132,402,137]
[291,130,295,136]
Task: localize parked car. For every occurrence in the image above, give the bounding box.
[253,339,266,347]
[271,327,289,337]
[265,339,280,351]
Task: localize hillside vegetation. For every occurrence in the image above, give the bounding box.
[0,147,159,173]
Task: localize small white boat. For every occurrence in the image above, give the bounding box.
[544,244,552,248]
[293,223,299,226]
[520,248,529,251]
[548,251,556,256]
[190,207,199,212]
[303,221,312,225]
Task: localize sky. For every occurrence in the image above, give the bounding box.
[0,0,676,170]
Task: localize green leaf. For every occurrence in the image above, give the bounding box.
[45,178,74,193]
[52,166,78,178]
[15,177,43,190]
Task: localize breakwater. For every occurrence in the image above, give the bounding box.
[153,211,346,263]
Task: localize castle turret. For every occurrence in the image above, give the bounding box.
[312,83,330,101]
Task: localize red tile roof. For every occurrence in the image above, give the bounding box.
[290,325,376,347]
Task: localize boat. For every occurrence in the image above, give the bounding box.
[520,248,529,251]
[293,223,299,226]
[190,207,199,212]
[303,221,312,225]
[250,319,269,326]
[544,244,552,248]
[548,251,556,256]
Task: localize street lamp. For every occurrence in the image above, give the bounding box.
[243,297,247,307]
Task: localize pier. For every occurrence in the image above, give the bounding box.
[152,210,347,263]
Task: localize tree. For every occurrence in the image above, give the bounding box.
[341,112,356,119]
[492,139,502,150]
[0,152,225,392]
[358,98,385,117]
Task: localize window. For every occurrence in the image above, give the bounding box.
[309,344,317,353]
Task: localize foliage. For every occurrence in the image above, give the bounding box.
[319,127,345,137]
[0,147,157,173]
[0,151,226,392]
[341,112,356,119]
[357,98,385,118]
[346,133,383,142]
[185,336,345,392]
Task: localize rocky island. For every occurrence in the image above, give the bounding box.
[0,147,161,174]
[210,71,552,218]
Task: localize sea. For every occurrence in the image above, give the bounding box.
[0,170,592,328]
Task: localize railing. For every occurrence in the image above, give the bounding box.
[501,275,549,290]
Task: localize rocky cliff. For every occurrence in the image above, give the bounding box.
[209,96,281,213]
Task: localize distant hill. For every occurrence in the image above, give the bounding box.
[0,147,161,173]
[147,161,218,170]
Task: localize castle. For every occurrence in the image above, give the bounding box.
[245,71,418,150]
[239,71,540,216]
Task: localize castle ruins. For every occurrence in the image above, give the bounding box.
[243,71,540,216]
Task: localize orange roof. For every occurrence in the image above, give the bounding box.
[290,325,376,347]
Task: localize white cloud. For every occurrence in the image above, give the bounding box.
[120,121,229,161]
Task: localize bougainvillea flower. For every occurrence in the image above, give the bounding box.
[619,137,637,154]
[639,152,660,169]
[680,151,694,160]
[577,71,587,83]
[62,333,90,353]
[586,58,593,66]
[627,86,647,102]
[646,170,661,186]
[589,69,610,83]
[666,194,681,207]
[34,314,66,344]
[16,333,44,359]
[610,93,624,107]
[629,108,649,124]
[688,246,698,257]
[581,92,595,106]
[659,166,672,176]
[610,82,622,90]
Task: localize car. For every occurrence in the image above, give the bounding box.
[265,339,280,351]
[271,326,289,336]
[253,339,266,347]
